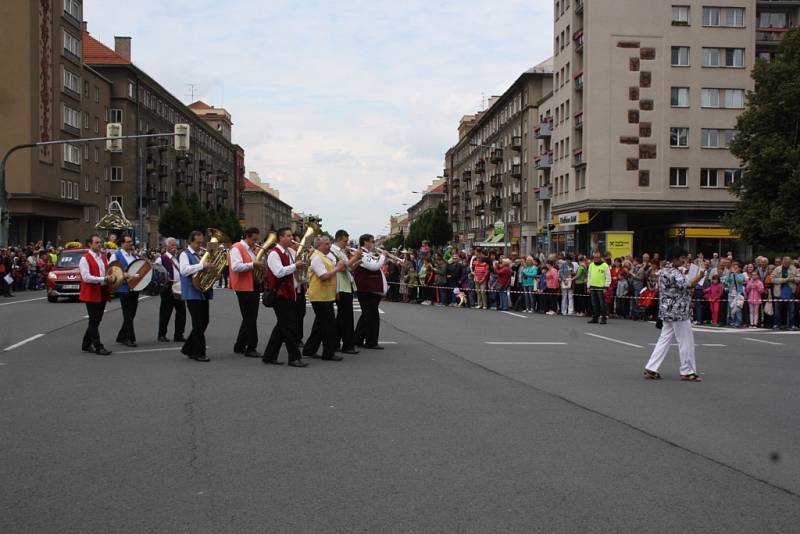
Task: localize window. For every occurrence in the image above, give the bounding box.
[63,0,81,19]
[73,181,79,201]
[671,46,690,66]
[63,68,80,93]
[725,7,745,27]
[94,117,99,134]
[94,87,100,103]
[84,207,90,223]
[702,88,745,108]
[110,108,123,123]
[62,103,80,129]
[83,144,89,160]
[670,127,690,147]
[724,89,744,108]
[63,143,80,165]
[671,87,689,107]
[60,180,66,198]
[703,6,720,26]
[672,5,689,24]
[83,80,89,97]
[127,80,136,99]
[724,168,741,186]
[670,168,688,187]
[111,166,123,182]
[111,195,123,207]
[63,30,81,57]
[94,147,99,163]
[95,177,100,193]
[701,168,719,188]
[84,175,90,192]
[701,88,720,107]
[701,129,736,148]
[703,47,745,67]
[760,12,788,29]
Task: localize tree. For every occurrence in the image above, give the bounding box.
[404,203,452,249]
[383,233,404,250]
[158,194,193,239]
[726,28,800,251]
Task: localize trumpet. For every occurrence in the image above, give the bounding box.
[348,246,405,264]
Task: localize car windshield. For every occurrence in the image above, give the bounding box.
[56,251,84,268]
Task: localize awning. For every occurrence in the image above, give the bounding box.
[667,227,740,239]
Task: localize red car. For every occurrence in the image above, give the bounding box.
[46,248,88,302]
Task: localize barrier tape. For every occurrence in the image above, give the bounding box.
[382,280,800,303]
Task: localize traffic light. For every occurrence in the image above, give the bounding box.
[106,123,122,152]
[174,123,190,151]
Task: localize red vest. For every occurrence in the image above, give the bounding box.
[79,252,110,303]
[229,242,255,292]
[354,261,384,294]
[267,247,295,301]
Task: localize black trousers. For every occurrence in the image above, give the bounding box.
[304,301,337,358]
[158,287,186,339]
[82,298,107,350]
[590,287,607,320]
[336,291,356,350]
[183,300,209,358]
[234,291,260,351]
[296,290,306,343]
[264,297,302,361]
[116,291,139,343]
[354,292,382,347]
[574,283,587,314]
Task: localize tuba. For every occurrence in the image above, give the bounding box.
[294,222,321,284]
[252,230,278,289]
[192,228,231,292]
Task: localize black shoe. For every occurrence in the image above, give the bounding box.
[233,344,245,354]
[193,355,211,362]
[243,350,261,358]
[322,355,343,361]
[174,335,186,342]
[296,340,305,348]
[262,358,284,365]
[122,340,137,347]
[82,345,95,353]
[304,353,322,359]
[341,348,360,355]
[95,347,112,355]
[158,336,169,342]
[600,317,607,325]
[587,319,598,324]
[363,344,384,350]
[288,359,309,368]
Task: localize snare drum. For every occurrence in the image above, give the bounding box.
[126,259,153,291]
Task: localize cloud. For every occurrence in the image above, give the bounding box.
[84,0,553,235]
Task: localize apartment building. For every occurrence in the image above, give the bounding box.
[0,0,113,244]
[242,177,292,233]
[448,63,553,254]
[538,0,799,257]
[83,33,237,248]
[408,178,447,225]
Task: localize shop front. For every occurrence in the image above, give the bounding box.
[666,227,748,258]
[550,210,590,254]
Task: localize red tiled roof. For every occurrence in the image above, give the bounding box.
[189,101,212,110]
[399,218,410,224]
[83,32,130,65]
[243,178,263,192]
[431,182,446,193]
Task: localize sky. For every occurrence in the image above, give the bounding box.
[86,0,554,237]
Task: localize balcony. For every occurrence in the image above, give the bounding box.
[473,203,486,216]
[573,30,584,53]
[158,191,169,204]
[534,185,552,201]
[511,164,522,179]
[475,160,486,174]
[451,177,460,188]
[574,72,584,91]
[489,174,503,188]
[511,136,522,151]
[474,182,486,195]
[463,190,471,201]
[573,149,586,167]
[146,159,156,172]
[158,165,168,178]
[462,169,472,181]
[576,0,584,14]
[756,28,791,46]
[535,153,553,169]
[511,192,522,206]
[534,122,552,138]
[574,111,584,129]
[490,148,503,164]
[490,196,502,211]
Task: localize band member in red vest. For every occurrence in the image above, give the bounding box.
[155,237,186,342]
[230,227,266,357]
[353,234,387,350]
[79,233,114,355]
[263,227,308,367]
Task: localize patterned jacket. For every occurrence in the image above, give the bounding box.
[658,267,691,322]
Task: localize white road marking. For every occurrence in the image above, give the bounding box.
[485,342,567,345]
[648,343,727,347]
[4,334,45,351]
[114,346,184,354]
[378,341,397,344]
[0,296,46,306]
[702,343,727,347]
[743,337,784,346]
[584,332,644,349]
[500,311,528,319]
[692,327,772,334]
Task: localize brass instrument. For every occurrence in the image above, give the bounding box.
[375,246,406,264]
[192,228,231,292]
[293,222,321,283]
[349,246,404,264]
[252,230,278,288]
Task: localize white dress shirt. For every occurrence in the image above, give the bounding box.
[117,248,136,266]
[79,250,107,285]
[267,244,298,290]
[310,252,337,278]
[359,248,388,294]
[179,246,205,277]
[230,240,256,273]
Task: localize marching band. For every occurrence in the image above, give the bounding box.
[76,225,391,366]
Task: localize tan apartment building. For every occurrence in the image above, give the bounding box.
[83,32,238,248]
[408,178,446,225]
[448,64,553,254]
[242,177,292,233]
[540,0,795,257]
[189,101,233,143]
[0,0,113,245]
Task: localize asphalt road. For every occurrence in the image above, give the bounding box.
[1,289,798,533]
